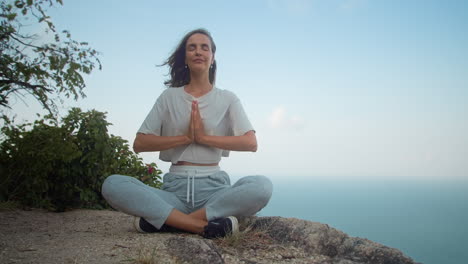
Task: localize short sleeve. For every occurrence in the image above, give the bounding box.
[228,94,254,136]
[137,95,165,136]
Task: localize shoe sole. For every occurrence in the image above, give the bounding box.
[227,216,239,235]
[133,217,145,233]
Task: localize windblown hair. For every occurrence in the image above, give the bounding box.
[161,28,217,87]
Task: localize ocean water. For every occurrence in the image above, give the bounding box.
[239,177,468,264]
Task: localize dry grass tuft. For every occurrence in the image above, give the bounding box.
[133,247,158,264]
[216,216,274,250]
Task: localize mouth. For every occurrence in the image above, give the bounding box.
[193,59,204,63]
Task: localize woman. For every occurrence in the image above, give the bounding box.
[102,29,273,239]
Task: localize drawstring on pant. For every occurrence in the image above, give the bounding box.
[168,165,220,208]
[186,170,197,208]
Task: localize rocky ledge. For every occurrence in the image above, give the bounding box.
[0,209,419,264]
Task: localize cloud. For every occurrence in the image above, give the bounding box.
[268,106,285,128]
[268,106,305,130]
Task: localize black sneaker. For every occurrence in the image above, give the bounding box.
[133,217,179,233]
[202,216,239,239]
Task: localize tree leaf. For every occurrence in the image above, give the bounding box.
[6,13,17,21]
[1,0,101,117]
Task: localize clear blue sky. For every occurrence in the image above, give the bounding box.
[12,0,468,179]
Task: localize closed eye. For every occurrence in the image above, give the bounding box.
[187,44,196,51]
[186,43,211,52]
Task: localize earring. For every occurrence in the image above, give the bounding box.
[184,64,188,69]
[210,64,213,69]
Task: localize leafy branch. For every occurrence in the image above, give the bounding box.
[0,0,101,115]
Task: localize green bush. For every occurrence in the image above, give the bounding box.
[0,108,162,211]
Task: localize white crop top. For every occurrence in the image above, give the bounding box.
[137,87,254,164]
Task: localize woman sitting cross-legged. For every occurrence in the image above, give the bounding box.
[101,28,273,239]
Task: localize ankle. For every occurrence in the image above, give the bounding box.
[189,208,208,221]
[195,219,208,234]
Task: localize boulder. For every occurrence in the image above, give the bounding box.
[0,209,419,264]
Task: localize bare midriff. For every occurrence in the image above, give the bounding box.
[173,161,219,166]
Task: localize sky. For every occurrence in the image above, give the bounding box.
[7,0,468,180]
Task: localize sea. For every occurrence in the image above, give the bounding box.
[231,176,468,264]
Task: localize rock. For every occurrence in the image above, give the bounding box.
[0,209,420,264]
[249,217,418,264]
[165,236,223,264]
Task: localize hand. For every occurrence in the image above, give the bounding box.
[188,100,206,144]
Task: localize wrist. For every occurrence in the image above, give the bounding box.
[197,134,209,145]
[183,135,192,145]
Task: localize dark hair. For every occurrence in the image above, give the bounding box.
[161,28,217,87]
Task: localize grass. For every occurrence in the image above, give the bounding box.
[0,200,21,211]
[132,247,158,264]
[130,216,277,263]
[216,216,275,250]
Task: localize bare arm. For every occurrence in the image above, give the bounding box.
[133,133,191,153]
[134,100,257,153]
[198,130,257,152]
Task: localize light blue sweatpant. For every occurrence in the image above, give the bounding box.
[101,165,273,229]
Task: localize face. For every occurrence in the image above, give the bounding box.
[185,33,214,74]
